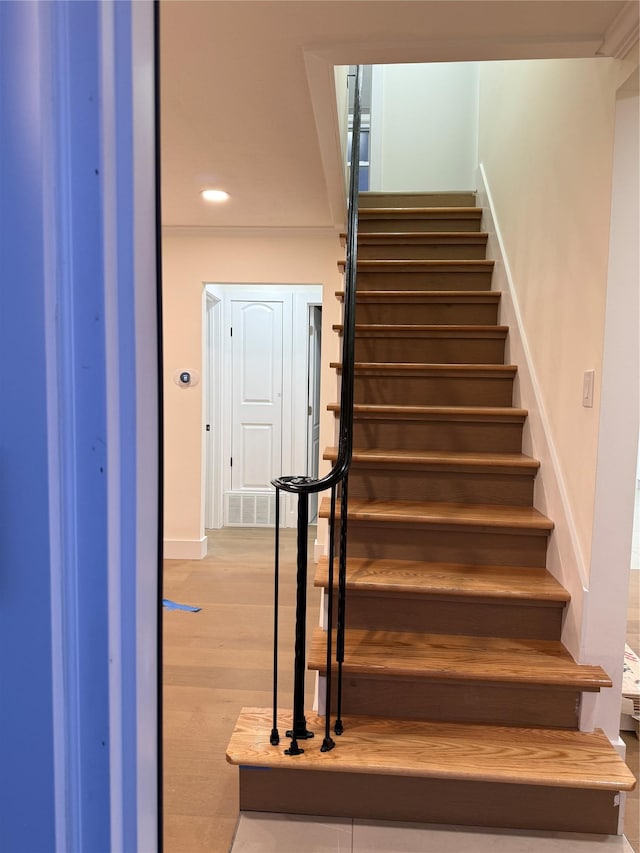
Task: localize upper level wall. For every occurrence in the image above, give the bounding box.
[477,56,635,573]
[371,62,479,191]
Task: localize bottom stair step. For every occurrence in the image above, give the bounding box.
[227,708,635,834]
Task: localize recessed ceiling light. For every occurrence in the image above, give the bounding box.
[201,189,230,203]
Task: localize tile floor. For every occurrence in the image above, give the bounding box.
[231,813,634,853]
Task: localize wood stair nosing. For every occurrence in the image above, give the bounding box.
[337,262,495,276]
[328,403,528,424]
[336,289,500,303]
[359,206,483,218]
[227,708,636,792]
[319,496,554,534]
[308,627,611,691]
[313,556,570,605]
[333,362,517,380]
[333,324,508,340]
[323,446,540,475]
[354,231,489,244]
[340,229,489,243]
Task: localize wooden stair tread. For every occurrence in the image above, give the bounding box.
[319,497,553,532]
[332,362,516,377]
[334,324,508,338]
[338,261,494,272]
[227,708,635,791]
[360,206,482,217]
[336,289,499,301]
[359,191,477,207]
[314,557,570,603]
[329,403,528,422]
[324,447,540,472]
[356,231,489,243]
[308,627,610,690]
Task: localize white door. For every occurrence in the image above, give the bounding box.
[231,300,284,491]
[307,307,322,521]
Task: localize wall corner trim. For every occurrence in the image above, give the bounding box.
[163,537,207,561]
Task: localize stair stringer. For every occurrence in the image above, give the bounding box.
[476,165,603,735]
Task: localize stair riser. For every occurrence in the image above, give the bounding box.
[359,217,481,233]
[356,270,493,290]
[347,467,534,506]
[355,302,499,325]
[350,418,525,453]
[344,522,548,567]
[327,676,579,728]
[359,192,477,207]
[353,374,514,407]
[357,243,488,260]
[239,769,620,835]
[329,594,563,639]
[355,336,505,364]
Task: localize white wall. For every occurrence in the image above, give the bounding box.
[334,65,349,194]
[371,62,478,191]
[477,55,638,736]
[477,56,636,575]
[162,231,343,557]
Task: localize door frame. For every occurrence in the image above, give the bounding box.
[204,283,322,528]
[0,2,159,850]
[204,291,223,529]
[307,304,323,522]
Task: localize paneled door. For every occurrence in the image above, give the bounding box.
[230,300,283,491]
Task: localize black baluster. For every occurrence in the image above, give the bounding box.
[270,486,280,746]
[320,486,337,752]
[285,491,314,755]
[334,474,349,736]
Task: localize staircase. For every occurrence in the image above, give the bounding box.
[227,191,635,834]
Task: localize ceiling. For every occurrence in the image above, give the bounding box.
[160,0,636,232]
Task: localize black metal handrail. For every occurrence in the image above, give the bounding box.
[270,66,362,756]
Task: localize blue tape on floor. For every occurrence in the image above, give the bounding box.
[162,598,201,612]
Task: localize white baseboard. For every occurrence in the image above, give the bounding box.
[314,538,325,563]
[476,164,587,666]
[163,536,207,560]
[610,734,628,836]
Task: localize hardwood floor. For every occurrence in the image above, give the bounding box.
[163,527,317,853]
[163,528,639,852]
[622,569,639,853]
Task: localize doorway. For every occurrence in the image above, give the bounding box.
[204,284,322,530]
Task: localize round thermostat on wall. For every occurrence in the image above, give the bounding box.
[173,368,200,388]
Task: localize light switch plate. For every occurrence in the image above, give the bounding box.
[582,369,595,407]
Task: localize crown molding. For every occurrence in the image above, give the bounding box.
[597,1,639,58]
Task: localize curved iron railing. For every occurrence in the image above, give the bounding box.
[270,66,362,756]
